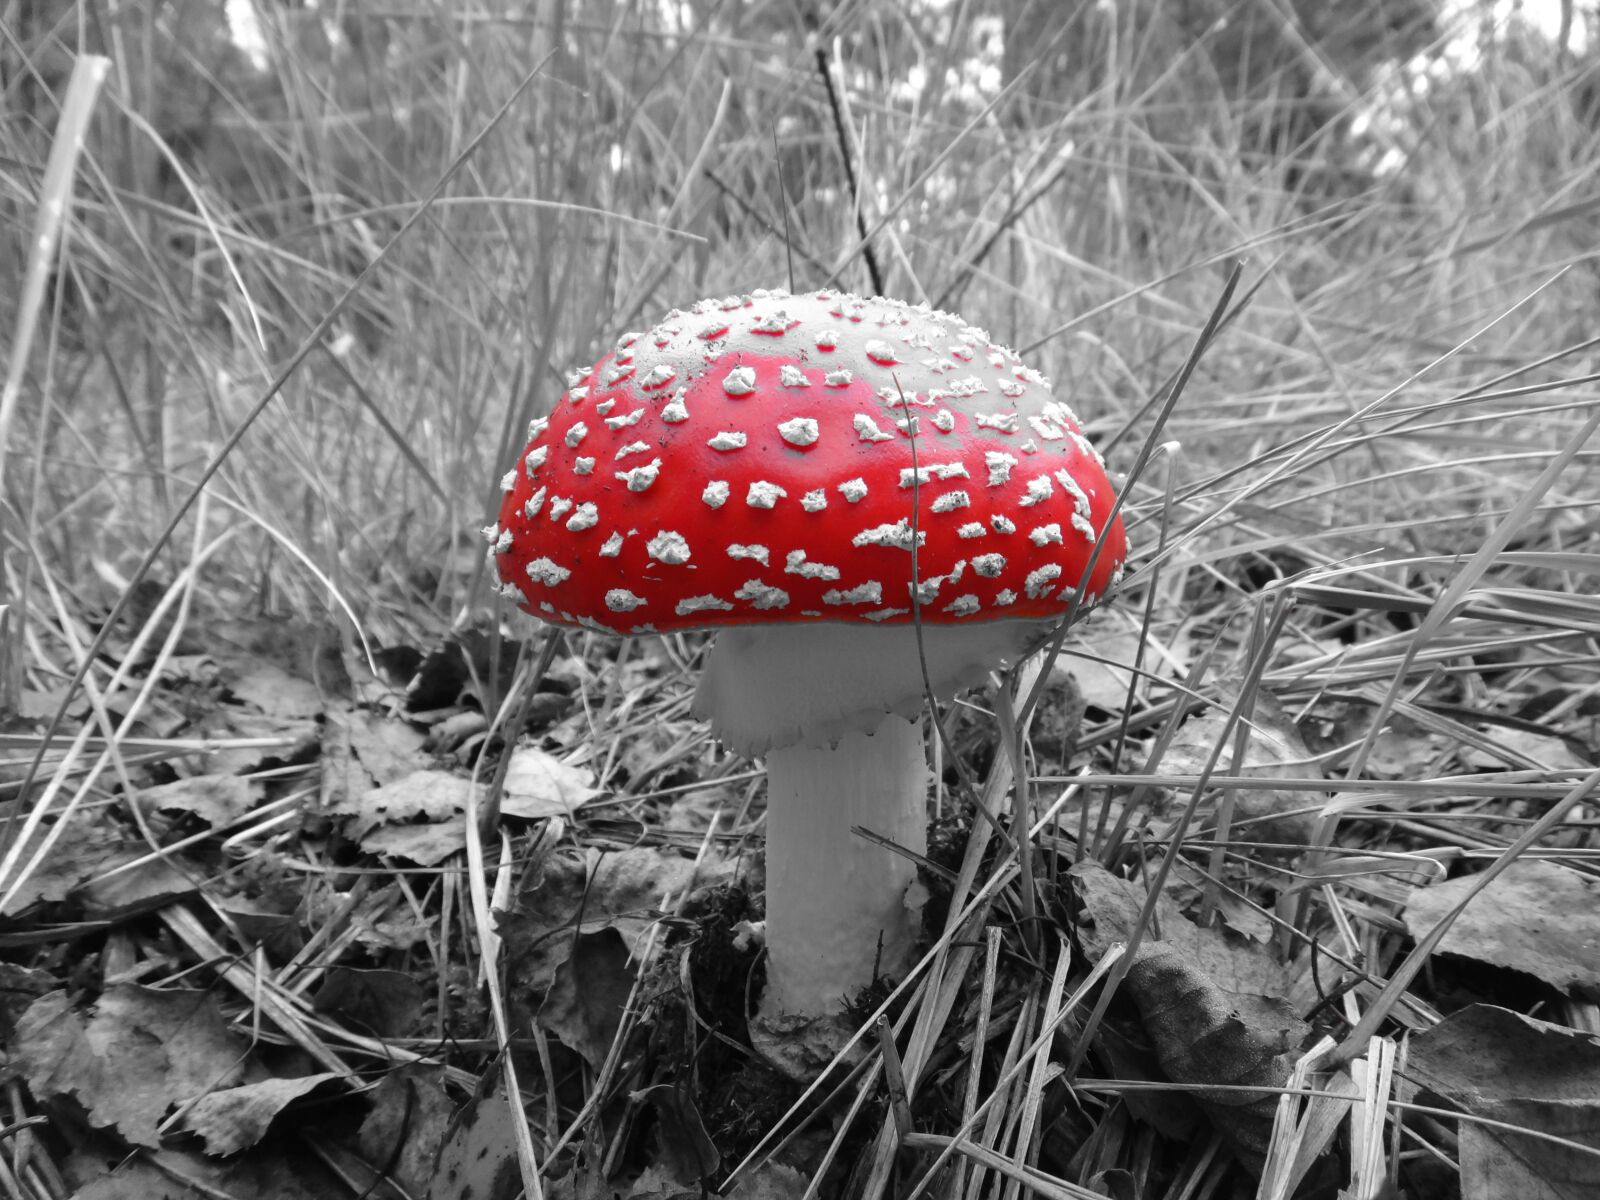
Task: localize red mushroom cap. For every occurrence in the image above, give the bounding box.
[487,289,1126,635]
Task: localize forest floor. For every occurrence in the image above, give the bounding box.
[3,4,1600,1199]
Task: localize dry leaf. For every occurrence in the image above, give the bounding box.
[135,775,256,827]
[14,986,246,1147]
[358,1065,456,1198]
[1156,691,1322,845]
[183,1073,345,1155]
[1403,860,1600,997]
[427,1074,521,1200]
[1070,862,1308,1174]
[501,746,601,819]
[1408,1005,1600,1200]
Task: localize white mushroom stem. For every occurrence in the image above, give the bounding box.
[694,621,1054,1023]
[762,715,927,1014]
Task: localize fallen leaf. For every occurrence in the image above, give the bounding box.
[1155,691,1322,845]
[1,816,128,914]
[1408,1005,1600,1200]
[312,966,424,1038]
[1070,862,1309,1175]
[135,776,257,828]
[501,746,601,819]
[76,848,197,918]
[360,815,469,866]
[338,770,476,838]
[358,1065,456,1198]
[1402,860,1600,997]
[183,1073,345,1155]
[13,986,247,1147]
[427,1074,521,1200]
[538,930,634,1072]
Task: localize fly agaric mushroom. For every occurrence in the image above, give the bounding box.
[487,288,1126,1045]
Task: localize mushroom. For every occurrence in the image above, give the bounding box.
[488,289,1126,1054]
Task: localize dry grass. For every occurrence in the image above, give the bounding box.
[3,2,1600,1198]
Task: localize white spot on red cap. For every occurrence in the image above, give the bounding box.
[662,391,689,423]
[677,595,733,616]
[778,417,819,447]
[499,470,517,492]
[931,490,970,513]
[865,339,898,365]
[864,608,910,622]
[567,503,599,531]
[728,543,770,566]
[996,589,1017,606]
[823,581,883,605]
[910,576,945,604]
[1019,475,1053,506]
[945,594,980,616]
[703,481,730,507]
[566,367,592,387]
[824,369,854,388]
[568,386,589,404]
[747,480,787,508]
[566,423,589,448]
[524,445,548,476]
[1000,380,1026,398]
[839,477,868,503]
[931,408,955,433]
[816,329,839,350]
[604,363,634,386]
[784,550,840,580]
[899,462,968,487]
[615,459,662,492]
[524,487,547,518]
[779,364,810,387]
[957,522,986,539]
[647,531,691,564]
[853,414,894,443]
[735,580,789,609]
[527,416,548,440]
[801,489,827,512]
[616,440,651,459]
[971,553,1005,577]
[853,519,924,550]
[548,496,572,522]
[606,589,646,612]
[605,408,644,431]
[698,320,729,340]
[709,431,747,451]
[640,364,676,390]
[526,557,571,586]
[1029,523,1064,546]
[1028,415,1065,441]
[573,457,595,475]
[1024,564,1062,599]
[496,582,523,601]
[751,310,796,334]
[600,532,624,557]
[991,515,1017,534]
[986,451,1018,486]
[595,399,615,416]
[723,366,757,396]
[974,412,1018,433]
